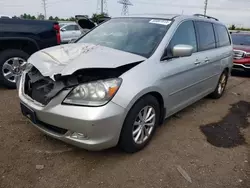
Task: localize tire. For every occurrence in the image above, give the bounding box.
[119,95,160,153]
[209,70,228,99]
[0,49,29,89]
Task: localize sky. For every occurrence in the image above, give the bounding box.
[1,0,250,27]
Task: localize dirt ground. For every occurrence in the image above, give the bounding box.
[0,74,249,188]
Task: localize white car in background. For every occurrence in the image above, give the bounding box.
[59,22,82,43]
[0,14,12,18]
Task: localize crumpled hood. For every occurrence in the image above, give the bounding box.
[28,43,146,79]
[234,45,250,52]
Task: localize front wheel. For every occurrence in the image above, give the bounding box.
[119,95,160,153]
[209,70,228,99]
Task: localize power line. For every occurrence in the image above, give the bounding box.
[118,0,133,16]
[134,0,250,12]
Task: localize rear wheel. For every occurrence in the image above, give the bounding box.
[119,95,160,153]
[0,49,29,89]
[209,70,228,99]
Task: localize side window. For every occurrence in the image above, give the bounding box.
[195,21,216,51]
[214,24,231,47]
[169,21,197,52]
[64,25,77,31]
[74,25,80,31]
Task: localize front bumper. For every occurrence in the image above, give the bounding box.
[18,79,127,151]
[232,63,250,72]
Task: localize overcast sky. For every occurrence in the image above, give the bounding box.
[1,0,250,27]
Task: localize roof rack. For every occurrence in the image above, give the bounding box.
[193,14,219,21]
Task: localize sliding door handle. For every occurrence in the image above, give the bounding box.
[194,60,201,65]
[204,57,210,63]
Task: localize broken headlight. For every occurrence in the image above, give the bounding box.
[63,78,122,106]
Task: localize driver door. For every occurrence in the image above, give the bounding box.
[159,20,207,115]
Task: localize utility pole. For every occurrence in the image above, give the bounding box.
[118,0,133,16]
[42,0,47,19]
[97,0,108,14]
[101,0,103,14]
[204,0,208,15]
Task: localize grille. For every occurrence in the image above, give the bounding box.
[233,50,246,59]
[36,119,68,135]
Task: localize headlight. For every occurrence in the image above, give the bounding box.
[63,78,122,106]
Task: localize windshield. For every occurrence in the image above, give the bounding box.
[77,18,172,58]
[231,34,250,46]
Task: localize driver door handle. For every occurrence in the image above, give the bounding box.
[204,57,210,63]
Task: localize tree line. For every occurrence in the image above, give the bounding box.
[18,13,109,23]
[229,24,250,31]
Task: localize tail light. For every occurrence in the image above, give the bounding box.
[54,23,61,45]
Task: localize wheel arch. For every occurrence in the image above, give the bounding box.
[0,37,40,55]
[224,67,230,76]
[123,88,166,126]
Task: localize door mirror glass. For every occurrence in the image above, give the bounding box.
[172,44,193,57]
[61,28,66,32]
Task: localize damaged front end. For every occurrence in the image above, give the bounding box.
[22,62,141,106]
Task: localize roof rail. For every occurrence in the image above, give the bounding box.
[193,14,219,21]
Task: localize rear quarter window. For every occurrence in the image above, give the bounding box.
[214,24,231,47]
[195,21,216,51]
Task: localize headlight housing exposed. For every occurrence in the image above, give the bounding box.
[63,78,122,106]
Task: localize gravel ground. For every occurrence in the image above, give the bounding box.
[0,75,249,188]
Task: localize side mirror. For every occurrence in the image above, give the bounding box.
[172,44,193,58]
[60,28,66,32]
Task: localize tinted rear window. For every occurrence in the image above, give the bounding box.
[231,34,250,46]
[214,24,231,47]
[195,21,216,51]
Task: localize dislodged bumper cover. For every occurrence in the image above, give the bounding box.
[28,43,146,79]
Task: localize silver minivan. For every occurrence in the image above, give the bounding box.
[18,14,233,153]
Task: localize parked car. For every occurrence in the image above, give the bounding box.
[0,17,61,88]
[0,14,12,19]
[59,22,82,44]
[18,14,233,153]
[231,31,250,72]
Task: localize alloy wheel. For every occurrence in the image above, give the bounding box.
[2,57,26,83]
[218,73,227,94]
[132,106,156,145]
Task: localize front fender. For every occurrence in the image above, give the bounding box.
[112,84,166,112]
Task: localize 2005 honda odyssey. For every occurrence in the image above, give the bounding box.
[18,14,233,153]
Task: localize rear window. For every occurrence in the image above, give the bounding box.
[214,24,231,47]
[231,34,250,46]
[195,21,216,51]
